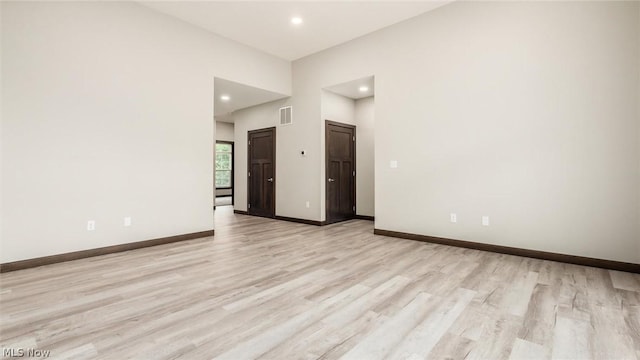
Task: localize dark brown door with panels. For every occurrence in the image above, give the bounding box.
[248,127,276,218]
[325,120,356,224]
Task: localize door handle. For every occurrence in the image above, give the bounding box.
[267,177,274,182]
[328,178,335,182]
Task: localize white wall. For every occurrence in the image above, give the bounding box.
[215,121,234,142]
[232,99,291,213]
[291,1,640,263]
[355,97,375,217]
[1,2,290,262]
[0,1,4,252]
[233,91,376,221]
[234,91,369,220]
[321,90,356,125]
[637,3,640,263]
[3,1,638,265]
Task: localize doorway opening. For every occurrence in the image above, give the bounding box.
[213,77,287,213]
[322,75,375,223]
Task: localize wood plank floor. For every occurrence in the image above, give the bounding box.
[1,206,639,359]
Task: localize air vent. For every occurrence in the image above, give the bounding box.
[279,106,292,126]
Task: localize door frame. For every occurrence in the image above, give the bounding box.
[325,120,356,224]
[247,127,276,218]
[215,140,234,206]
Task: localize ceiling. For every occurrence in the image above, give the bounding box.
[139,1,452,61]
[214,77,288,123]
[325,76,374,100]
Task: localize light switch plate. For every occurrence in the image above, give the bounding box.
[390,160,398,168]
[482,216,490,226]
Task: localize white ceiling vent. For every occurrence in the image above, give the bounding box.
[279,106,292,126]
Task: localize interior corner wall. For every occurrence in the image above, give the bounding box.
[355,97,375,217]
[293,1,640,263]
[0,1,290,263]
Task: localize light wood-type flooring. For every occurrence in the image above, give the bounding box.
[1,206,640,359]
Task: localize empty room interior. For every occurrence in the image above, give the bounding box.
[1,1,640,359]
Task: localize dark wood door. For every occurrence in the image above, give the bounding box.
[325,121,355,224]
[248,127,276,218]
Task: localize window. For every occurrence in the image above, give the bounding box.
[215,142,233,188]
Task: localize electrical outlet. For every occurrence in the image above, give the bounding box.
[87,220,95,231]
[390,160,398,168]
[124,217,132,227]
[450,213,457,223]
[482,216,490,226]
[305,201,310,208]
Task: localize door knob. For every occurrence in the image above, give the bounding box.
[267,177,274,182]
[328,178,335,182]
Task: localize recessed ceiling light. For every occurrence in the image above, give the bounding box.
[291,17,303,25]
[359,86,369,92]
[220,95,230,101]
